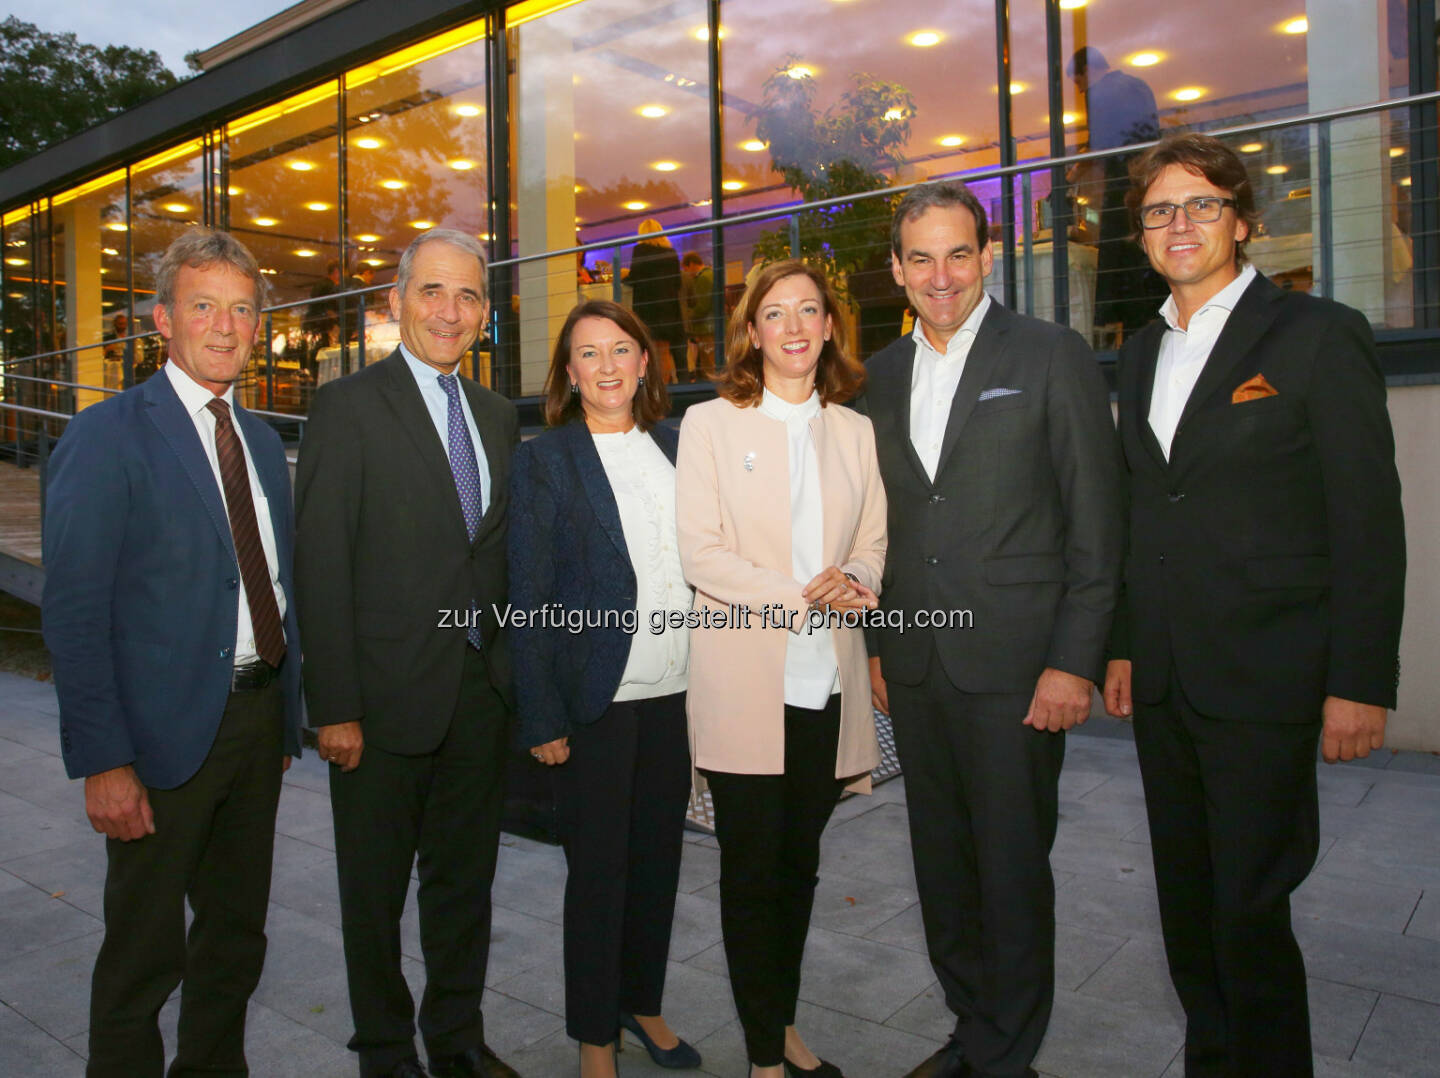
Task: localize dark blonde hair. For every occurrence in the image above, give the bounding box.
[542,300,670,430]
[717,260,864,407]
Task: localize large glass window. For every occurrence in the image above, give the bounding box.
[50,170,130,408]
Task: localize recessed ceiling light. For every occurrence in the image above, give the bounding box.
[652,161,680,172]
[741,139,767,152]
[907,31,942,47]
[381,179,406,190]
[939,135,965,147]
[1127,51,1162,67]
[106,223,129,232]
[721,180,745,191]
[1400,176,1412,187]
[1266,164,1289,175]
[102,247,119,256]
[354,137,383,149]
[1011,81,1027,94]
[99,267,109,274]
[287,160,316,172]
[227,186,242,196]
[305,201,331,212]
[356,233,380,243]
[623,201,649,211]
[253,217,278,227]
[1240,142,1264,153]
[163,202,189,213]
[1390,147,1405,158]
[294,249,318,258]
[363,258,385,266]
[453,104,483,117]
[785,65,814,80]
[1281,16,1307,34]
[5,257,28,266]
[1172,87,1205,101]
[638,105,667,118]
[1061,112,1078,125]
[1058,0,1087,7]
[693,25,726,41]
[410,220,436,229]
[449,158,477,171]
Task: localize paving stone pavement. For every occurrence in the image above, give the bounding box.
[1,670,1436,1078]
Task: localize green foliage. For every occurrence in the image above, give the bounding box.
[751,55,915,297]
[0,16,181,170]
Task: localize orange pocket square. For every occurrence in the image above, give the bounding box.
[1232,374,1278,403]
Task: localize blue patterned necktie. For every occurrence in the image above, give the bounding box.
[437,373,484,649]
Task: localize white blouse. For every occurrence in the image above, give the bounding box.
[759,388,839,707]
[592,427,691,700]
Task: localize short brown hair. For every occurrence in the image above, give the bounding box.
[892,180,989,257]
[542,299,670,430]
[717,260,865,407]
[1125,132,1262,263]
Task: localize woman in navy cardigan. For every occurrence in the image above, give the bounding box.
[509,300,699,1078]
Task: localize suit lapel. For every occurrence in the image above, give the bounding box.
[932,302,1008,480]
[565,421,629,563]
[142,375,235,560]
[1172,273,1282,444]
[878,339,932,487]
[378,351,471,544]
[1129,321,1169,472]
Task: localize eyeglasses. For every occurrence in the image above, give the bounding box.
[1139,196,1238,229]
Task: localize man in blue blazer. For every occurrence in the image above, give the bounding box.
[42,228,303,1077]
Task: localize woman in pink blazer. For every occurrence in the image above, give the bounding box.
[675,260,887,1078]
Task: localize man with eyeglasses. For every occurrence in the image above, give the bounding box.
[1104,132,1405,1076]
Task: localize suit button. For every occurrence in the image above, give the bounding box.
[929,494,946,504]
[1158,554,1165,565]
[226,578,239,590]
[219,647,233,659]
[925,556,939,566]
[1168,491,1185,502]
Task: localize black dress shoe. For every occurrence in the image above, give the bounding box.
[902,1039,969,1078]
[783,1058,844,1078]
[383,1058,428,1078]
[429,1044,521,1078]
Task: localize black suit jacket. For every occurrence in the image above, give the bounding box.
[294,349,519,753]
[1111,273,1405,720]
[508,420,680,749]
[859,302,1123,692]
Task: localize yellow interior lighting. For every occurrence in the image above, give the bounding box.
[227,83,340,140]
[48,168,127,209]
[132,139,205,176]
[3,206,31,228]
[345,18,490,91]
[507,0,587,29]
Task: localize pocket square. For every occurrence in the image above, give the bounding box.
[1232,374,1278,403]
[978,387,1023,401]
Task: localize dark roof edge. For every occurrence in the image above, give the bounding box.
[0,0,488,211]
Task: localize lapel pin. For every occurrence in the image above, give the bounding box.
[743,451,756,472]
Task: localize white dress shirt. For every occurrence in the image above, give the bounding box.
[400,345,491,514]
[759,388,838,707]
[910,294,991,481]
[163,362,286,666]
[592,427,691,701]
[1148,264,1257,459]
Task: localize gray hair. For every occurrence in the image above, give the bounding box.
[155,228,267,310]
[395,228,490,301]
[890,181,991,257]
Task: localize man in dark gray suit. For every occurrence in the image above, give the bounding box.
[861,181,1123,1078]
[295,229,519,1078]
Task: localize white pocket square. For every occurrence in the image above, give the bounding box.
[977,387,1023,401]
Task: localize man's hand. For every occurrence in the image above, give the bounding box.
[530,737,571,766]
[1024,667,1094,732]
[84,765,154,841]
[1103,660,1133,718]
[1321,696,1387,764]
[318,721,364,772]
[869,656,889,717]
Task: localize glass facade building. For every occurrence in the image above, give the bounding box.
[0,0,1433,416]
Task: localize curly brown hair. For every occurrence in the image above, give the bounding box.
[717,260,865,407]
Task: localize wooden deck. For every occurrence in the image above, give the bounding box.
[0,459,42,565]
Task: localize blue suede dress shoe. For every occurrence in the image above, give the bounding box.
[618,1013,702,1069]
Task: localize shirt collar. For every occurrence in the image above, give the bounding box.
[164,359,236,418]
[399,342,461,388]
[1159,263,1257,332]
[911,293,991,360]
[759,386,821,423]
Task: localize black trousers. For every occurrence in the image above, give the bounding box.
[330,648,510,1077]
[1133,671,1320,1078]
[552,691,691,1044]
[702,696,845,1068]
[87,679,285,1078]
[887,652,1063,1078]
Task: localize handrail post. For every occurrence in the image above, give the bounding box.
[265,311,276,409]
[1317,120,1333,301]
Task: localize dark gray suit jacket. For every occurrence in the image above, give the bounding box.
[858,301,1123,692]
[294,349,518,754]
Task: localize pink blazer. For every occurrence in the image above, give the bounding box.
[676,396,888,786]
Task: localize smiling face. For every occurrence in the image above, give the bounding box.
[1138,163,1248,307]
[747,272,832,399]
[152,261,262,395]
[891,204,994,351]
[389,240,489,374]
[566,315,647,432]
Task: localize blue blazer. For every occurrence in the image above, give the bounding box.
[42,371,304,789]
[508,419,679,748]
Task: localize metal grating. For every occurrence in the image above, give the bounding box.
[684,710,901,834]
